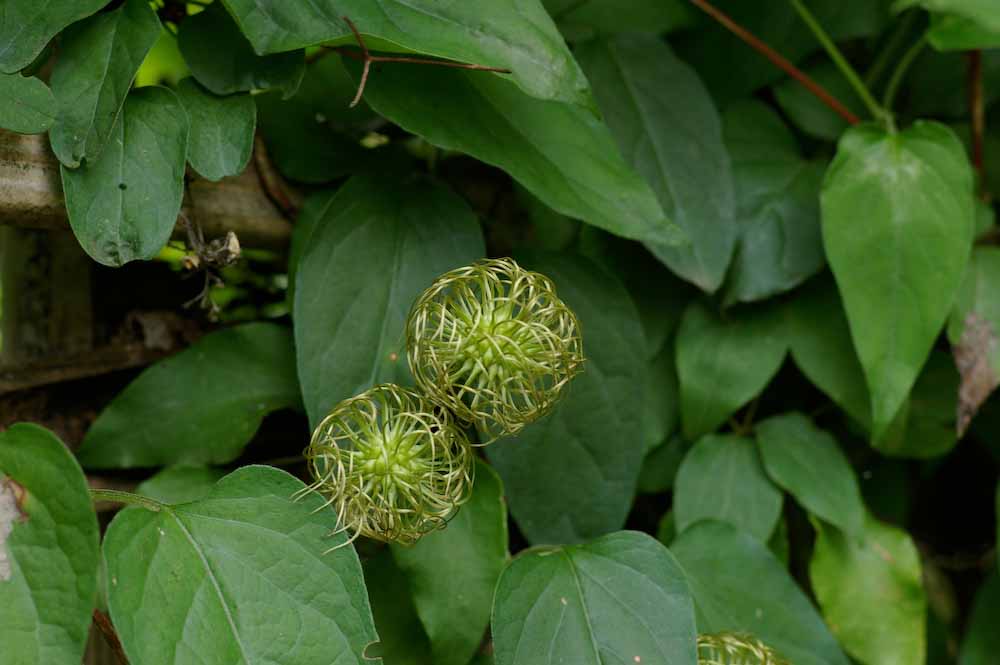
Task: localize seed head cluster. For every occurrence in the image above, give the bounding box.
[305,258,583,546]
[697,633,789,665]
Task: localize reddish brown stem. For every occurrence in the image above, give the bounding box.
[92,609,130,665]
[968,50,986,194]
[688,0,860,125]
[334,16,511,107]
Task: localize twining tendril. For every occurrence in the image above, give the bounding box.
[697,633,789,665]
[406,258,583,443]
[301,384,474,548]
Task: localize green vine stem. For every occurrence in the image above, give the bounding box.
[864,10,919,88]
[883,33,928,112]
[89,489,164,512]
[789,0,888,125]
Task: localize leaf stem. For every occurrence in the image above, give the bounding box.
[688,0,859,124]
[882,33,928,112]
[89,489,164,512]
[968,50,986,193]
[863,10,919,88]
[789,0,887,124]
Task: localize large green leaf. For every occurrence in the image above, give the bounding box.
[220,0,591,107]
[0,73,54,134]
[77,323,300,468]
[60,86,189,267]
[674,434,783,542]
[293,175,484,427]
[175,78,256,181]
[788,276,871,426]
[926,13,1000,50]
[722,100,826,303]
[810,515,926,665]
[391,461,507,665]
[756,413,865,539]
[135,466,227,505]
[895,0,1000,33]
[960,573,1000,665]
[48,0,160,168]
[821,121,975,439]
[0,0,104,73]
[671,521,851,665]
[492,531,697,665]
[948,247,1000,432]
[676,302,787,440]
[104,466,379,665]
[0,424,99,665]
[256,57,378,185]
[674,0,889,103]
[486,253,645,544]
[351,63,683,252]
[576,35,736,292]
[177,2,304,99]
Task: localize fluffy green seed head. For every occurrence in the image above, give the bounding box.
[303,384,474,547]
[697,633,788,665]
[406,257,583,443]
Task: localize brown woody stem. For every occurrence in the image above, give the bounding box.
[688,0,860,125]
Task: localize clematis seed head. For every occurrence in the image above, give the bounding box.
[406,257,583,443]
[697,633,789,665]
[302,384,474,548]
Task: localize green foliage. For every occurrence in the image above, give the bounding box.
[77,323,301,468]
[2,2,999,663]
[491,531,697,665]
[0,425,99,665]
[103,466,378,665]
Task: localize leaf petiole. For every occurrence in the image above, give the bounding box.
[89,489,164,512]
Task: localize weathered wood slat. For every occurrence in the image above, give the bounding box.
[0,130,293,249]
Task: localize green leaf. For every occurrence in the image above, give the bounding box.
[638,436,688,494]
[960,573,1000,665]
[48,0,161,168]
[0,424,99,664]
[671,521,851,665]
[177,2,304,98]
[0,0,104,73]
[821,121,975,439]
[674,434,783,542]
[674,0,889,104]
[293,175,484,427]
[756,412,865,539]
[136,28,191,87]
[927,13,1000,50]
[135,466,227,505]
[349,63,684,252]
[576,35,736,292]
[60,86,189,267]
[77,323,300,468]
[676,302,787,440]
[642,342,679,453]
[788,276,871,426]
[486,253,646,544]
[0,73,54,134]
[545,0,697,39]
[364,549,434,665]
[104,466,379,665]
[722,100,826,304]
[773,61,863,141]
[175,78,255,181]
[873,350,959,459]
[492,531,697,665]
[948,247,1000,432]
[391,461,507,665]
[256,57,377,184]
[810,514,927,665]
[895,0,1000,33]
[220,0,591,107]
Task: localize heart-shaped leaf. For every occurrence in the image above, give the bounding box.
[492,531,697,665]
[104,466,379,665]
